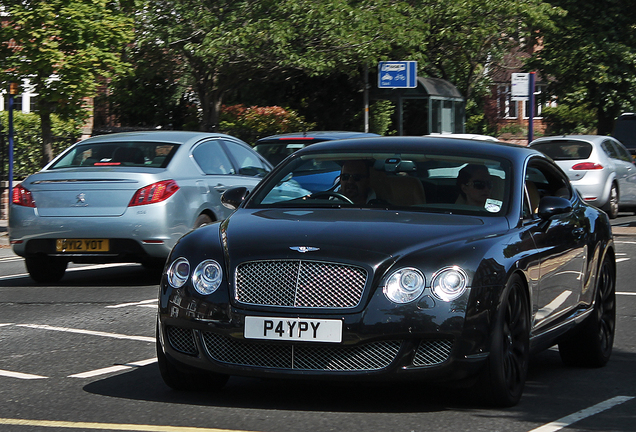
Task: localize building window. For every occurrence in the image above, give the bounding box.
[497,85,517,119]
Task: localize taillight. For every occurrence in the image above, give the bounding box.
[128,180,179,207]
[572,162,603,170]
[12,184,36,208]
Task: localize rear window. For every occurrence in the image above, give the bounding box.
[531,140,593,160]
[49,141,179,169]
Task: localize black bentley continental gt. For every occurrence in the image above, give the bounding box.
[156,136,616,407]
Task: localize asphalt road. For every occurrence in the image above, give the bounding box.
[0,216,635,432]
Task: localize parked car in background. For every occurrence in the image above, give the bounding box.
[427,133,500,142]
[157,136,615,407]
[254,131,379,166]
[9,131,272,283]
[529,135,636,218]
[612,113,636,159]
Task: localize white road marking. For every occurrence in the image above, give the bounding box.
[616,257,630,263]
[0,263,139,281]
[528,396,634,432]
[0,323,14,327]
[68,358,157,378]
[0,256,23,263]
[0,369,47,380]
[106,299,157,309]
[16,324,155,342]
[617,292,636,296]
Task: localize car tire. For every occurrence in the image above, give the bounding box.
[477,274,530,407]
[602,184,619,219]
[156,326,229,391]
[25,256,68,283]
[558,254,615,368]
[194,214,213,228]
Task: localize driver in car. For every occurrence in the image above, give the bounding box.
[339,160,376,204]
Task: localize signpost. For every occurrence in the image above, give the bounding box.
[378,61,417,89]
[510,72,536,144]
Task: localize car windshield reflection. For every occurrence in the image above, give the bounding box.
[249,152,510,215]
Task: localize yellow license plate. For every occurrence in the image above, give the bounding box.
[56,239,109,252]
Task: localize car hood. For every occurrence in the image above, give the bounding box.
[219,208,505,267]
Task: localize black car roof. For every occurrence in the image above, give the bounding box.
[291,136,541,163]
[255,131,380,143]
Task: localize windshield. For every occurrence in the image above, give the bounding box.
[49,141,179,169]
[531,140,593,160]
[248,151,511,215]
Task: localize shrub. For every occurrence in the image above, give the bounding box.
[219,105,316,144]
[1,112,82,179]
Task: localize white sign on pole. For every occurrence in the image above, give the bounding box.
[511,73,529,101]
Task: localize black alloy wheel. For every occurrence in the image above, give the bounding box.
[478,274,530,407]
[559,254,616,367]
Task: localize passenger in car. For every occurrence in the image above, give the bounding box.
[340,160,376,204]
[456,164,494,207]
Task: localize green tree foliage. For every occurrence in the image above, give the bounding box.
[527,0,636,134]
[136,0,550,134]
[138,0,425,132]
[0,0,134,166]
[0,112,82,179]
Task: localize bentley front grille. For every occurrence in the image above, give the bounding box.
[412,339,453,366]
[235,260,367,308]
[202,332,401,371]
[166,326,198,355]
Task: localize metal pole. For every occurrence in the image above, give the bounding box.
[398,95,403,136]
[528,72,535,144]
[364,64,369,133]
[8,83,16,196]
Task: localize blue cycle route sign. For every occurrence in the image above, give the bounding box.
[378,61,417,88]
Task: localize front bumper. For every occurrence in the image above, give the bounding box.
[157,290,491,383]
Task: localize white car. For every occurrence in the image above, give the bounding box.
[529,135,636,218]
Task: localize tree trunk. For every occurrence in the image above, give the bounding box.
[39,110,55,167]
[597,106,616,136]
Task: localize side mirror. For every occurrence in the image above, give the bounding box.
[221,186,250,210]
[537,196,572,219]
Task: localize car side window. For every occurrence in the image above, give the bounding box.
[524,160,572,219]
[613,140,632,162]
[192,140,234,175]
[223,141,270,176]
[601,140,619,159]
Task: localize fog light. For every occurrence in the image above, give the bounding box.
[384,268,425,303]
[431,266,468,301]
[192,260,223,295]
[167,257,190,288]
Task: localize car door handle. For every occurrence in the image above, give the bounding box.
[214,184,228,193]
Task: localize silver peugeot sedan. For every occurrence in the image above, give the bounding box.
[529,135,636,218]
[9,131,272,283]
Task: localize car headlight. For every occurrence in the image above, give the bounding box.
[167,257,190,288]
[431,266,468,301]
[384,267,425,303]
[192,260,223,295]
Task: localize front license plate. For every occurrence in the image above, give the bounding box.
[56,239,109,253]
[244,316,343,343]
